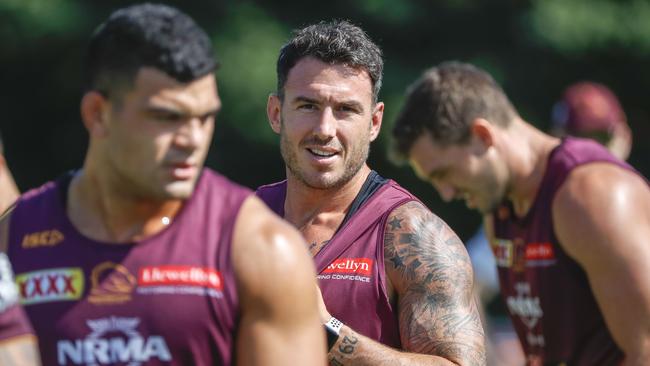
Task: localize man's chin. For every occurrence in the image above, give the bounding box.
[300,171,355,190]
[161,181,198,200]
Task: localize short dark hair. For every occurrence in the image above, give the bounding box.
[276,20,383,103]
[84,3,217,99]
[392,61,519,161]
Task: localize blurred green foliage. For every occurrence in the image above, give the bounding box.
[1,0,648,239]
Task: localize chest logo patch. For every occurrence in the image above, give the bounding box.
[88,262,136,305]
[136,266,224,299]
[16,267,84,305]
[323,258,373,276]
[21,229,64,248]
[57,316,172,365]
[318,258,373,283]
[491,239,514,268]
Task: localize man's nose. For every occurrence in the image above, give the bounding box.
[313,107,337,140]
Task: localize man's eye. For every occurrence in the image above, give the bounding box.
[298,104,317,111]
[338,106,357,113]
[154,113,183,122]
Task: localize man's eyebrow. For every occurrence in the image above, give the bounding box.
[201,108,220,119]
[339,100,364,111]
[291,96,320,105]
[146,106,184,115]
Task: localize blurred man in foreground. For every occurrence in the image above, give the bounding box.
[393,62,650,365]
[1,4,325,365]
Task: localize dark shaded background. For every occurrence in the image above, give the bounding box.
[2,0,648,240]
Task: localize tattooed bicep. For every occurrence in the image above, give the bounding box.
[384,201,473,295]
[383,201,486,365]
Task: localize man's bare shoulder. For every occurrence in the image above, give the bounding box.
[383,200,472,296]
[231,195,314,294]
[559,162,646,201]
[554,162,650,259]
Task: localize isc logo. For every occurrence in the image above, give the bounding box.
[21,229,64,248]
[16,268,84,305]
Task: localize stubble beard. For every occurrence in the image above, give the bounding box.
[279,122,370,191]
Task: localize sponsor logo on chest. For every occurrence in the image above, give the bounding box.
[318,258,373,283]
[21,229,64,248]
[88,262,136,305]
[136,266,224,298]
[138,266,223,290]
[506,282,546,348]
[16,268,84,305]
[57,316,171,365]
[492,239,557,269]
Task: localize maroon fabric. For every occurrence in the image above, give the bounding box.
[257,179,417,348]
[0,303,34,342]
[8,169,250,365]
[0,252,35,342]
[491,137,635,365]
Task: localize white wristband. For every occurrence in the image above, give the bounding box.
[325,316,343,336]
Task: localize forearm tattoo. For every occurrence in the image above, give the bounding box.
[329,334,359,365]
[384,201,486,365]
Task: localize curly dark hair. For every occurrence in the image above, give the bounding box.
[84,3,217,99]
[276,20,383,103]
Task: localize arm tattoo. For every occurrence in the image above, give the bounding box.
[384,201,486,365]
[337,335,358,354]
[308,240,330,256]
[329,358,343,366]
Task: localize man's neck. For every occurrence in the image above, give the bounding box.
[67,168,184,243]
[284,166,371,234]
[503,121,561,218]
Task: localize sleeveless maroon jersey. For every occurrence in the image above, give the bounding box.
[7,169,250,366]
[257,178,417,347]
[491,137,636,365]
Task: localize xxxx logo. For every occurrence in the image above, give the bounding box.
[16,268,84,305]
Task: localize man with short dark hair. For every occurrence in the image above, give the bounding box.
[392,61,650,365]
[258,22,486,366]
[2,4,326,365]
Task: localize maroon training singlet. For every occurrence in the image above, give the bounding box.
[8,169,250,366]
[491,137,636,365]
[257,177,417,347]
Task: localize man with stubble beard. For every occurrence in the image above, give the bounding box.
[257,21,486,366]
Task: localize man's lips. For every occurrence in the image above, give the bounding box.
[166,162,196,180]
[306,147,339,158]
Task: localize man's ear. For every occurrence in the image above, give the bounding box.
[369,102,384,142]
[80,91,111,138]
[267,94,282,134]
[470,118,496,150]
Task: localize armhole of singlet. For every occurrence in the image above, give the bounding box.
[337,170,389,232]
